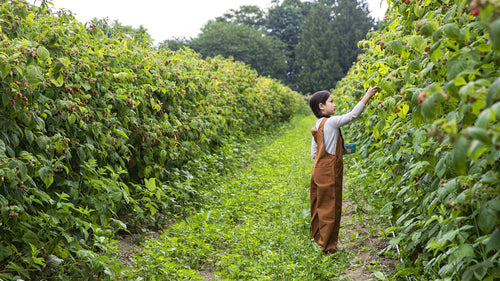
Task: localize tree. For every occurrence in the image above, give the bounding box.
[295,0,343,94]
[266,0,311,86]
[294,0,375,94]
[158,37,190,51]
[331,0,375,74]
[190,21,287,81]
[217,5,266,30]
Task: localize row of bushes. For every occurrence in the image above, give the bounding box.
[0,1,306,279]
[335,0,499,279]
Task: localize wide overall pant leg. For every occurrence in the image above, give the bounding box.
[310,118,344,253]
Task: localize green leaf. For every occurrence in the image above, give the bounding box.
[110,191,122,202]
[452,136,467,175]
[22,230,40,246]
[160,149,167,165]
[81,82,91,91]
[0,139,5,158]
[379,80,395,94]
[489,199,500,211]
[441,229,459,242]
[76,250,95,259]
[145,178,156,192]
[26,65,43,84]
[409,161,430,177]
[443,23,461,41]
[476,44,491,53]
[386,40,403,54]
[0,246,12,261]
[68,114,76,125]
[420,22,435,36]
[454,76,466,86]
[18,161,27,181]
[462,262,493,281]
[469,140,488,160]
[39,166,54,188]
[409,60,421,71]
[486,229,500,253]
[408,35,424,50]
[465,127,490,144]
[447,58,467,80]
[430,42,443,63]
[6,145,15,158]
[36,46,50,60]
[36,135,50,150]
[373,270,386,280]
[481,171,499,184]
[421,92,444,119]
[435,156,446,178]
[486,78,500,107]
[0,61,11,79]
[25,129,34,145]
[450,244,474,260]
[475,108,492,128]
[493,102,500,120]
[114,129,129,140]
[397,103,409,119]
[77,147,86,161]
[478,203,496,234]
[414,5,425,18]
[489,18,500,52]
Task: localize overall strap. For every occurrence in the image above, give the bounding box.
[317,118,329,145]
[312,118,329,161]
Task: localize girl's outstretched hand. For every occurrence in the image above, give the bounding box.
[361,86,380,104]
[367,86,380,97]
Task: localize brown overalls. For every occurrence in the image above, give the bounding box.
[310,117,343,253]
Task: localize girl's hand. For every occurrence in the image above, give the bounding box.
[361,86,380,104]
[367,86,380,97]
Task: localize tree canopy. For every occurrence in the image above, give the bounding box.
[294,0,375,93]
[160,0,377,94]
[190,21,288,81]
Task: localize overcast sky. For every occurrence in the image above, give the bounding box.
[32,0,388,44]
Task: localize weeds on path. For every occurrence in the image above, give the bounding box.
[119,114,397,280]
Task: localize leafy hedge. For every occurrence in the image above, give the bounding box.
[0,1,305,279]
[335,0,499,279]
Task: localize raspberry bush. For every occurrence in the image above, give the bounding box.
[0,2,305,279]
[336,0,499,279]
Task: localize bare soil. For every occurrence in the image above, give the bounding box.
[116,232,162,267]
[340,200,399,281]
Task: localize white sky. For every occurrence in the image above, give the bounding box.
[31,0,388,44]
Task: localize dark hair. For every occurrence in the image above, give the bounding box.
[309,91,331,118]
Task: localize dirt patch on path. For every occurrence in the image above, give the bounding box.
[339,200,399,280]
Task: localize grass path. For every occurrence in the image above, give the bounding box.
[119,114,397,280]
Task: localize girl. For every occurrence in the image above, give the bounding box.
[309,86,380,254]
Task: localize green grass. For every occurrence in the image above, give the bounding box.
[121,114,351,280]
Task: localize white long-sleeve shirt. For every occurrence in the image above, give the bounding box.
[311,101,366,158]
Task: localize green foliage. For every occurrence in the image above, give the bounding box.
[335,0,500,279]
[331,0,376,75]
[190,21,288,82]
[266,0,311,86]
[294,0,375,94]
[158,37,190,52]
[216,5,267,30]
[295,1,343,93]
[128,115,351,280]
[171,0,374,93]
[0,1,306,279]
